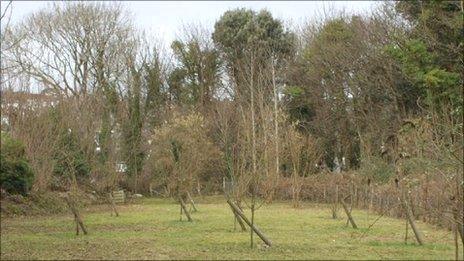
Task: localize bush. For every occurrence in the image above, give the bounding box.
[52,129,91,179]
[358,156,395,183]
[49,107,91,188]
[0,133,35,195]
[145,112,222,195]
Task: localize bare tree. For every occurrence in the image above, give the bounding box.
[6,2,136,97]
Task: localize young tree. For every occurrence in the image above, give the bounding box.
[213,8,294,248]
[284,123,321,208]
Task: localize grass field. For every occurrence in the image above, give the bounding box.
[0,196,460,260]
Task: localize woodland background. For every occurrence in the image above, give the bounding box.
[0,1,462,239]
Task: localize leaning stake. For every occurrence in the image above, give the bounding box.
[341,195,357,229]
[227,199,272,246]
[64,193,88,235]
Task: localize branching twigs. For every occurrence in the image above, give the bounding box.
[359,212,386,240]
[358,202,403,240]
[0,1,12,21]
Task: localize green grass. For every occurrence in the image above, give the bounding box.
[1,196,460,260]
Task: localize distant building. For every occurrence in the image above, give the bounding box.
[116,162,127,173]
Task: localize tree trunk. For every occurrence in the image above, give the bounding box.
[291,173,301,208]
[323,187,327,203]
[249,55,258,248]
[227,199,272,247]
[133,158,138,194]
[402,197,424,245]
[64,194,87,235]
[332,185,339,219]
[341,196,357,229]
[272,57,280,191]
[179,196,192,222]
[405,219,409,244]
[186,192,197,212]
[250,202,255,248]
[452,204,464,246]
[345,187,353,226]
[108,193,119,217]
[369,187,374,210]
[196,180,202,197]
[180,201,183,221]
[454,223,459,261]
[229,202,247,231]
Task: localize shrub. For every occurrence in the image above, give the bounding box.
[358,156,395,183]
[52,129,91,179]
[145,112,222,195]
[0,133,35,195]
[49,106,91,188]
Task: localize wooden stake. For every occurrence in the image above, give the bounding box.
[187,191,197,212]
[341,195,357,229]
[64,194,88,235]
[108,193,119,217]
[402,196,424,245]
[179,196,192,222]
[228,202,247,231]
[227,199,272,246]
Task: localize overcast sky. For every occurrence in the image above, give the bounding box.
[2,1,378,47]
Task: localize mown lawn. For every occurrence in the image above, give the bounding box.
[0,196,460,260]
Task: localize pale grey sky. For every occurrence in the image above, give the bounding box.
[2,1,378,47]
